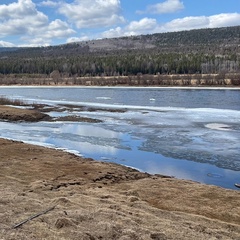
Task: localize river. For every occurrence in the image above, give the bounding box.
[0,86,239,189]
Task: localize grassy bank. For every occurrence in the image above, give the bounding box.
[0,138,239,239]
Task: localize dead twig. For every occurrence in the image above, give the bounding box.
[13,206,56,229]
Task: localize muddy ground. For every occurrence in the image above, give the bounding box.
[0,105,240,239]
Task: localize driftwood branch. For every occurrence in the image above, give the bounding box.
[13,206,56,229]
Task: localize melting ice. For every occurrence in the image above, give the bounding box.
[0,87,239,189]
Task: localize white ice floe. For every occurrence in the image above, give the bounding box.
[205,123,233,131]
[96,97,111,100]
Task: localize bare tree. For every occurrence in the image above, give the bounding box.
[50,70,60,84]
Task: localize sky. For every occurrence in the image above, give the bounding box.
[0,0,240,47]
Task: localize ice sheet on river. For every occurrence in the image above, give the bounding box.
[1,103,239,173]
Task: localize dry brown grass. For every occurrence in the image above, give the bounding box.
[0,138,239,239]
[0,96,25,106]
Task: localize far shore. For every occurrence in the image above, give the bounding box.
[0,73,239,88]
[0,84,240,88]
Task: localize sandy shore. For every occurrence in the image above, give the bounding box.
[0,105,240,239]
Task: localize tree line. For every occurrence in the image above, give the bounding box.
[0,26,239,78]
[0,52,239,77]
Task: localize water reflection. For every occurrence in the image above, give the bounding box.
[0,118,239,189]
[0,87,240,189]
[46,137,120,156]
[59,123,122,139]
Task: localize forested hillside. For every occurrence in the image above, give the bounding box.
[0,26,239,82]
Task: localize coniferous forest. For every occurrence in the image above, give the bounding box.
[0,26,239,85]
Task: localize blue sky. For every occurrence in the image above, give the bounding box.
[0,0,239,47]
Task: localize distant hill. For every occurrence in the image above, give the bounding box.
[1,25,240,56]
[0,47,19,53]
[74,25,240,52]
[0,26,239,77]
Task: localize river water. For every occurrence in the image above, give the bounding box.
[0,86,239,189]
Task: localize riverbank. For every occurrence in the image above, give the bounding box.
[0,138,240,239]
[0,105,240,239]
[0,73,239,87]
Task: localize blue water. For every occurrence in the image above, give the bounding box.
[0,86,239,189]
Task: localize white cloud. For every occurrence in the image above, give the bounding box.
[0,0,34,19]
[45,19,76,38]
[0,0,75,46]
[67,36,90,43]
[0,1,239,46]
[101,13,240,39]
[0,40,16,47]
[162,16,209,31]
[101,27,123,38]
[18,38,51,47]
[38,0,59,7]
[0,0,47,35]
[137,0,184,14]
[208,13,240,28]
[0,0,48,36]
[58,0,125,29]
[102,18,157,38]
[127,18,157,32]
[158,13,240,32]
[20,19,76,46]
